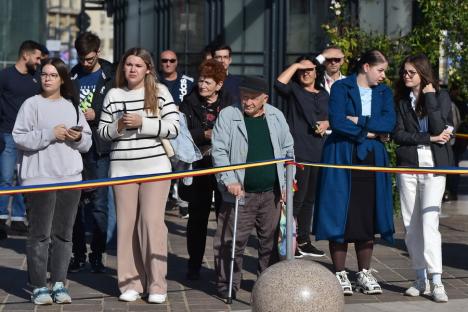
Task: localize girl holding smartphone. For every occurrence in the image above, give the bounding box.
[393,54,453,303]
[13,57,92,305]
[98,48,179,304]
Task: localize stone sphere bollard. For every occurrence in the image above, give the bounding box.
[251,259,344,312]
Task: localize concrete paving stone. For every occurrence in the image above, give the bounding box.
[63,304,103,311]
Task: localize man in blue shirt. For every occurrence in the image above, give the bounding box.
[0,40,42,238]
[69,32,115,273]
[158,49,194,218]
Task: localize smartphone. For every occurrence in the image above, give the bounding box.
[70,125,83,132]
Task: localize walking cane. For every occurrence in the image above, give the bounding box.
[227,196,240,304]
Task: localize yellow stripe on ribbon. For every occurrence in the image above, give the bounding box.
[455,133,468,140]
[0,159,291,196]
[298,162,468,175]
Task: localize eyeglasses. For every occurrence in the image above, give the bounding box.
[40,72,59,80]
[78,53,98,64]
[325,58,343,63]
[402,69,418,78]
[161,58,177,63]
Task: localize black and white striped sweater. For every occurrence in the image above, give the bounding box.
[98,84,179,178]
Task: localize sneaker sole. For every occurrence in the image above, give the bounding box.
[33,299,53,305]
[55,298,72,304]
[356,286,382,295]
[298,250,325,257]
[343,289,353,296]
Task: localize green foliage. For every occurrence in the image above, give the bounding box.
[323,0,468,213]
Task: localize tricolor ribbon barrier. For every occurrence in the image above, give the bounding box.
[3,157,468,260]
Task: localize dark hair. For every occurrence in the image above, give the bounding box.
[198,59,226,83]
[18,40,42,58]
[322,45,343,54]
[394,54,439,117]
[74,32,101,56]
[41,57,79,121]
[352,49,388,74]
[292,54,325,91]
[116,47,159,115]
[38,44,49,56]
[212,44,232,57]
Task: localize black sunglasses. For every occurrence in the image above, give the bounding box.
[161,58,176,63]
[326,57,343,63]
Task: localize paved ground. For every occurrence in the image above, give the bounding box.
[1,189,467,311]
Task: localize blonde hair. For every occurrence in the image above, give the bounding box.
[116,47,159,115]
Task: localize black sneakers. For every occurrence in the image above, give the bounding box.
[9,220,28,235]
[0,219,7,240]
[297,241,325,257]
[68,257,86,273]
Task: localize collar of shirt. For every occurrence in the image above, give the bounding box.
[409,91,417,110]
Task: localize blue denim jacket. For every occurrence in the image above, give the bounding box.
[212,103,294,204]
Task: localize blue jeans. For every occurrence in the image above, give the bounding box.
[0,133,25,220]
[71,152,111,259]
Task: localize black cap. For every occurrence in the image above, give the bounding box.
[239,76,268,95]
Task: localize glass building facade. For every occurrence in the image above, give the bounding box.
[108,0,414,105]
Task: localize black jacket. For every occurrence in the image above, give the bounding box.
[393,90,453,167]
[71,59,115,155]
[179,86,235,148]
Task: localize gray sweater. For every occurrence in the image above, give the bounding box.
[12,95,92,186]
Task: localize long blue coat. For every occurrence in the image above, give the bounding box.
[312,75,396,243]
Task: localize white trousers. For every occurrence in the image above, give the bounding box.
[397,148,445,274]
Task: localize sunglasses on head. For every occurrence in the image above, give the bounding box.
[326,57,343,63]
[161,58,176,63]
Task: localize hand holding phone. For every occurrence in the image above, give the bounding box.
[70,125,83,132]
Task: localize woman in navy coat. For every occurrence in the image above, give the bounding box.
[313,50,396,296]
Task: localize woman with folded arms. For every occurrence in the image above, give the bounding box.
[393,54,453,303]
[98,47,179,304]
[313,50,395,296]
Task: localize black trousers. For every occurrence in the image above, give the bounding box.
[186,173,221,271]
[293,165,319,242]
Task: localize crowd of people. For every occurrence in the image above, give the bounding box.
[0,32,460,305]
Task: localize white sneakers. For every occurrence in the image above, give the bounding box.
[148,293,167,304]
[432,284,448,303]
[355,269,383,295]
[405,279,448,303]
[119,290,140,302]
[335,271,353,295]
[405,279,431,297]
[119,290,167,304]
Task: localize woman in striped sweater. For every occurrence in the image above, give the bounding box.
[98,48,179,304]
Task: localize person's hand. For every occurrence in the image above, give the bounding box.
[367,132,377,139]
[54,124,67,141]
[117,117,126,133]
[65,128,82,142]
[84,108,96,121]
[315,120,329,136]
[346,116,358,124]
[422,83,436,94]
[378,133,390,143]
[122,113,142,128]
[227,183,244,197]
[281,190,286,203]
[204,129,212,140]
[294,62,314,71]
[430,131,451,144]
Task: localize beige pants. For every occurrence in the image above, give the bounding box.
[114,180,170,294]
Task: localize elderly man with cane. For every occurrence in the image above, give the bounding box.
[212,76,294,302]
